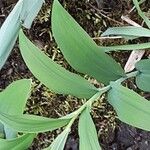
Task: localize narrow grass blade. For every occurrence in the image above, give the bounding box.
[102,42,150,52]
[102,26,150,38]
[133,0,150,29]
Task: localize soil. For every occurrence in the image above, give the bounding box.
[0,0,150,150]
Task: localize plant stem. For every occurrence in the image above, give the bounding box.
[76,85,110,115]
[63,86,110,130]
[62,71,139,127]
[64,85,110,119]
[69,71,139,117]
[115,71,139,83]
[65,115,78,131]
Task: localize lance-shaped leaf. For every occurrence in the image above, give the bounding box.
[135,59,150,91]
[52,0,125,84]
[0,112,71,133]
[79,108,101,150]
[0,0,44,70]
[21,0,44,28]
[108,82,150,131]
[19,30,98,99]
[0,79,31,115]
[0,133,35,150]
[45,128,70,150]
[133,0,150,29]
[0,0,22,70]
[0,79,31,139]
[102,26,150,38]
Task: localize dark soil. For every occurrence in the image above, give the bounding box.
[0,0,150,150]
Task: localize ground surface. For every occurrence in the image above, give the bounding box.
[0,0,150,150]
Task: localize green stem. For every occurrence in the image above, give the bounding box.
[62,71,139,127]
[115,71,139,83]
[62,86,110,122]
[75,86,110,115]
[65,115,77,131]
[64,87,109,130]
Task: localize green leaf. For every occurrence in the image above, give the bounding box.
[102,26,150,38]
[19,30,98,99]
[79,108,101,150]
[108,82,150,131]
[0,0,22,70]
[0,79,31,139]
[4,126,17,140]
[45,128,69,150]
[102,42,150,52]
[21,0,44,28]
[133,0,150,29]
[0,79,31,115]
[0,112,71,133]
[52,0,125,84]
[0,0,43,70]
[135,59,150,91]
[0,133,35,150]
[0,123,4,139]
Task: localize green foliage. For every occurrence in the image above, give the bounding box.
[19,30,98,99]
[0,79,31,115]
[0,113,71,133]
[0,0,44,70]
[17,0,150,149]
[133,0,150,28]
[1,0,150,149]
[0,79,71,149]
[79,107,101,150]
[101,0,150,51]
[103,42,150,52]
[45,128,70,150]
[135,59,150,91]
[102,26,150,38]
[52,0,125,85]
[108,82,150,131]
[0,1,21,69]
[21,0,44,28]
[0,133,36,150]
[0,79,31,139]
[0,80,35,149]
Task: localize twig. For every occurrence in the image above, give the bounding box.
[89,3,124,25]
[92,36,122,40]
[0,15,5,18]
[121,15,141,27]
